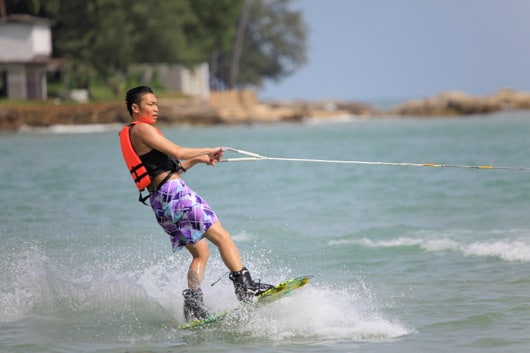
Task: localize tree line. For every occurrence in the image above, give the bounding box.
[5,0,307,95]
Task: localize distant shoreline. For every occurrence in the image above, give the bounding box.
[1,88,530,132]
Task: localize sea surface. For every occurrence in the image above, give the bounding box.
[1,111,530,353]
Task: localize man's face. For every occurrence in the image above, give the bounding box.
[134,93,158,123]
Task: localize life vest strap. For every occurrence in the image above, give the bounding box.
[130,164,149,185]
[138,189,151,205]
[139,169,177,206]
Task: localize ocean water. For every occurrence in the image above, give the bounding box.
[1,111,530,353]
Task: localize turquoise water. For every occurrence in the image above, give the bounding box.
[1,112,530,352]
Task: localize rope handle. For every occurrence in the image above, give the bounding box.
[221,147,268,162]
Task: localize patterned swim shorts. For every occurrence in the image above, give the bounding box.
[149,178,219,251]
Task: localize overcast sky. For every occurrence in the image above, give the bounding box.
[258,0,530,102]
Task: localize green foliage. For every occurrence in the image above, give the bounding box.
[187,0,244,59]
[89,83,117,101]
[53,1,134,80]
[128,0,204,64]
[8,0,307,96]
[4,0,60,17]
[46,81,63,99]
[212,0,307,89]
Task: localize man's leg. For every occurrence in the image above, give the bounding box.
[185,239,210,289]
[182,239,210,321]
[203,221,243,271]
[204,221,273,301]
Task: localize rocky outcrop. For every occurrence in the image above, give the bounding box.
[0,102,129,130]
[207,91,374,124]
[489,89,530,110]
[0,95,341,130]
[389,91,500,116]
[1,89,530,131]
[388,89,530,117]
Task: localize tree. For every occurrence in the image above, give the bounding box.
[213,0,307,89]
[186,0,244,88]
[51,0,223,92]
[52,1,134,91]
[229,0,251,88]
[7,0,307,94]
[3,0,60,17]
[128,0,205,65]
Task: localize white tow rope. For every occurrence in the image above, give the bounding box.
[221,147,530,171]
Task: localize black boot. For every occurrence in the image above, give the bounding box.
[229,267,274,302]
[182,288,209,322]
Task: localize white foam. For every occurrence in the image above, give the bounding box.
[18,123,122,134]
[463,240,530,262]
[0,246,49,322]
[130,251,412,342]
[224,284,412,342]
[339,229,530,262]
[0,241,414,344]
[330,236,459,252]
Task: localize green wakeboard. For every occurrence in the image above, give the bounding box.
[178,275,312,330]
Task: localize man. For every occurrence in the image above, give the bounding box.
[120,86,273,321]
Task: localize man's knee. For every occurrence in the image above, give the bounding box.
[186,240,210,260]
[205,223,232,245]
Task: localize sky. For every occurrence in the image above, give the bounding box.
[258,0,530,102]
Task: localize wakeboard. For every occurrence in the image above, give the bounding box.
[178,275,312,330]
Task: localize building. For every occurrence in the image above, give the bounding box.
[0,14,210,101]
[131,63,210,99]
[0,14,52,100]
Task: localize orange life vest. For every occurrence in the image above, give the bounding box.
[120,122,184,204]
[119,122,152,203]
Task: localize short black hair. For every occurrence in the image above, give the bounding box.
[125,86,154,116]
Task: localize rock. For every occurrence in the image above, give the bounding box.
[389,91,502,116]
[489,88,530,109]
[2,89,530,131]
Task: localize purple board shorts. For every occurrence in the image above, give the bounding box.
[149,178,219,251]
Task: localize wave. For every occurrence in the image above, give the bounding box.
[18,123,122,134]
[303,114,362,125]
[0,243,411,345]
[328,229,530,262]
[0,245,49,322]
[192,278,412,343]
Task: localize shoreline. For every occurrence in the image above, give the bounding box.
[1,88,530,132]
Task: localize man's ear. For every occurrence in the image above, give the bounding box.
[131,103,140,114]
